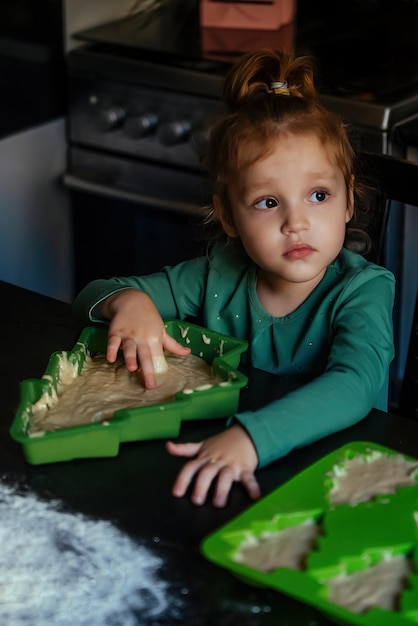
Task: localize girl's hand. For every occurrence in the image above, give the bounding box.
[101,289,190,389]
[166,424,261,508]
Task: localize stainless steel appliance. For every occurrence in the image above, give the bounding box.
[65,47,221,285]
[63,0,418,408]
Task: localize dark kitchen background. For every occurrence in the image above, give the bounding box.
[0,0,417,410]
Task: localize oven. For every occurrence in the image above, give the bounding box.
[63,0,418,410]
[64,50,224,289]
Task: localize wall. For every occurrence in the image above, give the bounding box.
[0,119,73,302]
[0,0,72,301]
[0,0,163,302]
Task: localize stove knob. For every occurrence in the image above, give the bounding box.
[125,112,159,138]
[99,106,126,131]
[158,120,192,146]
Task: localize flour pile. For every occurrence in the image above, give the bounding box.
[0,482,168,625]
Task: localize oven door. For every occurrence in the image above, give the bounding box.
[63,147,212,294]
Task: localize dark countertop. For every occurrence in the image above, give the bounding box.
[2,279,417,625]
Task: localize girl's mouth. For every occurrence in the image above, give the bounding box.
[284,243,315,259]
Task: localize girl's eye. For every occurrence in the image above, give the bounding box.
[309,190,328,203]
[255,197,278,210]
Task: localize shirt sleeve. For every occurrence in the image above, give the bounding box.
[235,268,395,468]
[72,256,209,326]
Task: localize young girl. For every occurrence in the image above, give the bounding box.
[73,50,395,508]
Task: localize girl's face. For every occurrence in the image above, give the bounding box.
[220,133,353,296]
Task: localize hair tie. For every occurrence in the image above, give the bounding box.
[270,81,290,96]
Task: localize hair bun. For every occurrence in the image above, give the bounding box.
[223,49,317,110]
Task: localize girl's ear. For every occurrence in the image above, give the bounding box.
[345,176,355,223]
[213,194,239,238]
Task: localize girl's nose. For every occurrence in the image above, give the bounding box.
[281,206,309,234]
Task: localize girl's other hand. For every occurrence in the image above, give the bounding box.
[101,289,190,389]
[166,424,261,508]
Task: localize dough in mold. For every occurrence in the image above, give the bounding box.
[233,519,319,573]
[30,352,221,434]
[326,553,411,613]
[328,451,418,506]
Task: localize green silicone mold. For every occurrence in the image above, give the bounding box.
[201,442,418,626]
[10,321,248,465]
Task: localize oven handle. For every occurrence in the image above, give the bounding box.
[62,173,201,216]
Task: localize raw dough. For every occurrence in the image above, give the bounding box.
[328,451,418,505]
[30,352,221,434]
[327,554,411,613]
[152,355,168,373]
[233,520,319,572]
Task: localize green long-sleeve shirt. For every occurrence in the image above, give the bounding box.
[73,242,395,467]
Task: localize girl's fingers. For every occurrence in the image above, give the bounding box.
[240,471,262,501]
[136,349,157,388]
[106,321,190,389]
[166,437,260,507]
[170,456,240,508]
[189,462,231,506]
[122,338,143,372]
[165,441,202,458]
[106,334,123,363]
[163,333,191,356]
[136,335,164,387]
[170,458,207,499]
[211,465,236,508]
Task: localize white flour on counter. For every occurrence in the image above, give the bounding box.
[0,481,168,626]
